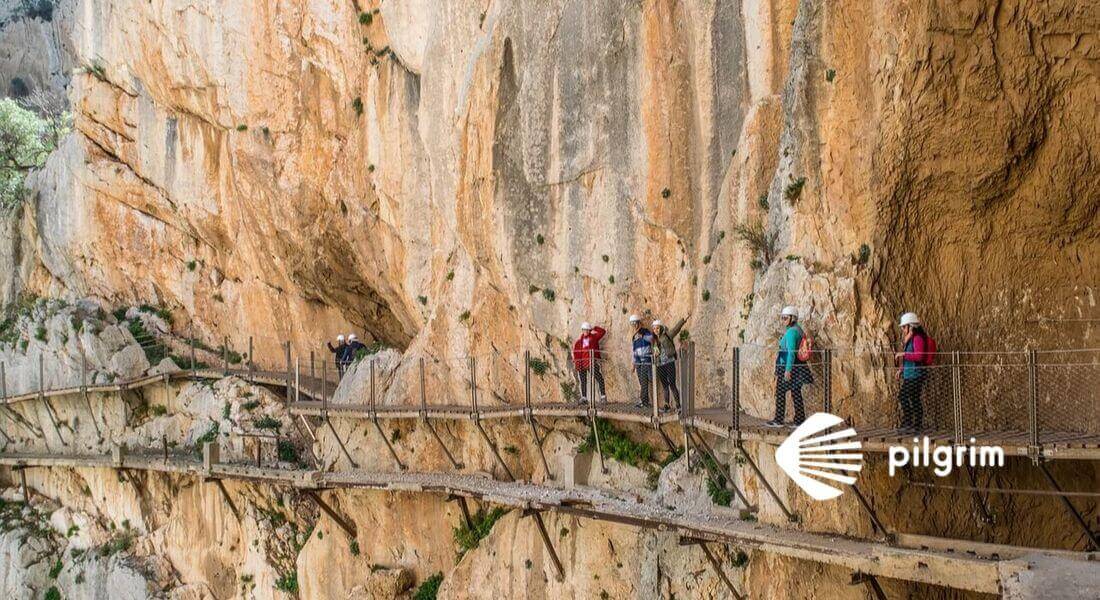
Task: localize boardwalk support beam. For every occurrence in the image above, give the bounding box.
[523,509,565,581]
[736,441,798,523]
[679,537,746,600]
[421,358,463,470]
[689,429,752,510]
[207,478,241,521]
[446,494,474,529]
[523,351,552,480]
[367,360,402,471]
[1037,461,1099,550]
[303,489,358,539]
[851,572,888,600]
[850,483,892,541]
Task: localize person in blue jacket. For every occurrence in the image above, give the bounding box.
[766,306,813,426]
[629,314,656,408]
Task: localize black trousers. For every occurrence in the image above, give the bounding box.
[577,362,606,398]
[636,365,652,405]
[898,376,925,430]
[657,361,680,406]
[773,376,805,424]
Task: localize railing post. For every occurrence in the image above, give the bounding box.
[310,350,316,382]
[38,353,44,401]
[419,357,427,417]
[223,336,229,375]
[523,350,532,414]
[732,347,741,437]
[470,357,479,416]
[1027,348,1040,460]
[79,344,87,392]
[651,347,659,422]
[951,351,962,444]
[188,324,196,377]
[284,341,292,404]
[823,349,833,414]
[294,356,300,404]
[248,336,254,382]
[321,359,328,415]
[0,362,5,401]
[368,358,376,418]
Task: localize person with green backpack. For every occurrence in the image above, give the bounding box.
[765,306,814,427]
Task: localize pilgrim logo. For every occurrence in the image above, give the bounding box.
[775,413,864,501]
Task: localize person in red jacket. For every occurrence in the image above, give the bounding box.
[572,322,607,404]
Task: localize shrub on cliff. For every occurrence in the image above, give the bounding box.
[0,98,57,209]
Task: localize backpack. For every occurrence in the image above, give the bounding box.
[796,327,815,362]
[921,334,937,365]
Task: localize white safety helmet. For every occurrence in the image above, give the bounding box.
[780,306,798,319]
[629,314,641,323]
[348,333,358,341]
[899,312,920,327]
[336,334,345,342]
[652,319,663,328]
[580,322,592,331]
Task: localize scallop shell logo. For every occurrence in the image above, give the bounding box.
[775,413,864,501]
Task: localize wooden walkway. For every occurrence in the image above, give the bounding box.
[3,366,1097,460]
[0,450,1087,595]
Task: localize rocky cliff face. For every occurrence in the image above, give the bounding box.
[1,0,1098,598]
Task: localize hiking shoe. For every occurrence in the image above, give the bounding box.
[577,396,588,405]
[634,401,646,409]
[599,394,607,403]
[764,420,783,427]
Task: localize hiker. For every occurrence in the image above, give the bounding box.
[766,306,813,427]
[652,318,685,411]
[327,334,347,375]
[629,315,656,408]
[572,322,607,404]
[345,333,366,366]
[894,312,932,431]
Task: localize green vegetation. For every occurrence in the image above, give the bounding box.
[535,234,545,245]
[186,260,196,271]
[349,541,360,556]
[578,419,656,467]
[97,530,136,557]
[195,422,220,447]
[222,402,231,419]
[412,573,443,600]
[352,97,363,116]
[34,325,46,342]
[702,254,711,265]
[661,188,671,198]
[856,243,871,266]
[527,357,549,376]
[733,221,777,267]
[458,310,470,321]
[446,270,454,281]
[527,284,539,294]
[417,295,428,305]
[784,177,806,202]
[678,329,690,342]
[730,549,749,568]
[48,558,62,579]
[236,124,247,132]
[702,290,711,302]
[559,380,578,402]
[358,11,373,25]
[0,97,68,210]
[703,452,733,507]
[44,587,60,600]
[275,572,299,593]
[126,318,167,365]
[541,288,556,302]
[277,440,299,463]
[601,254,609,262]
[150,405,168,417]
[825,68,836,83]
[786,254,800,261]
[608,275,615,284]
[453,507,508,555]
[254,416,282,431]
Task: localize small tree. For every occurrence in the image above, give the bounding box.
[0,98,55,209]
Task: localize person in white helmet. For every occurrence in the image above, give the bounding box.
[652,317,686,411]
[629,314,656,408]
[572,322,607,404]
[326,334,348,375]
[765,306,813,427]
[893,312,933,431]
